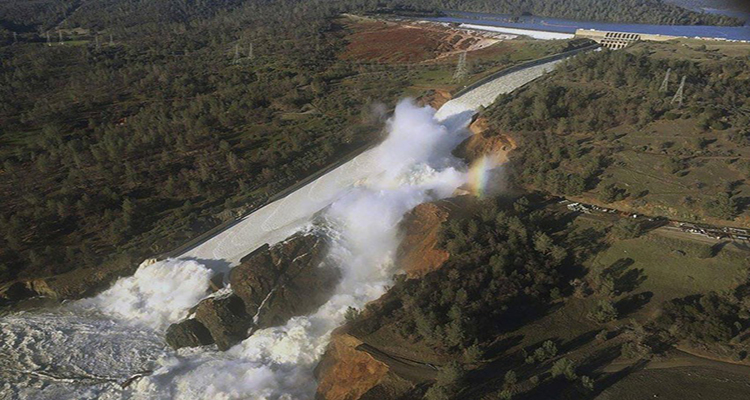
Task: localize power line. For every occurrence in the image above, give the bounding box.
[232,44,240,65]
[453,51,468,82]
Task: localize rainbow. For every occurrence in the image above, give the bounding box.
[467,155,500,197]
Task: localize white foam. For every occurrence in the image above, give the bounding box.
[78,259,212,330]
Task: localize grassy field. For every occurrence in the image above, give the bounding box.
[497,213,748,348]
[497,38,750,229]
[590,113,750,225]
[588,231,748,317]
[597,365,750,400]
[466,211,750,399]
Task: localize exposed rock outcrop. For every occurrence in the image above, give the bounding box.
[194,294,253,350]
[165,319,213,349]
[231,233,339,328]
[452,117,516,165]
[417,89,452,110]
[166,233,340,350]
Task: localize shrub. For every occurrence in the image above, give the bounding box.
[551,358,577,381]
[580,375,595,391]
[504,370,517,387]
[704,192,738,220]
[611,219,642,239]
[587,300,618,323]
[463,343,483,363]
[344,306,361,322]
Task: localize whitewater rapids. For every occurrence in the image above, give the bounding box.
[0,58,565,400]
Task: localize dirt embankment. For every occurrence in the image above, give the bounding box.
[315,329,414,400]
[397,199,466,279]
[0,255,140,305]
[453,116,517,165]
[340,18,499,64]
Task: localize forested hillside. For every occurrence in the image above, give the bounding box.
[484,41,750,226]
[0,0,566,289]
[0,0,419,285]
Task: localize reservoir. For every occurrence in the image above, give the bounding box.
[421,10,750,41]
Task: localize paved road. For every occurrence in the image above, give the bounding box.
[179,57,571,267]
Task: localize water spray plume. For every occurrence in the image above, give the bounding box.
[467,154,503,198]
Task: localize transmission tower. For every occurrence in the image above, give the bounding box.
[453,51,468,82]
[659,68,671,92]
[248,43,253,60]
[671,76,686,108]
[109,34,114,46]
[232,44,241,65]
[58,30,63,45]
[46,31,51,46]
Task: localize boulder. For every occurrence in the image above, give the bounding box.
[230,233,340,329]
[194,294,252,351]
[230,243,279,316]
[0,282,36,303]
[165,318,214,349]
[166,232,341,351]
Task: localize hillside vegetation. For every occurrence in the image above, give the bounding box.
[484,41,750,226]
[0,0,566,293]
[326,193,750,399]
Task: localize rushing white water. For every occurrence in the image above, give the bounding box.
[0,57,568,400]
[80,259,214,330]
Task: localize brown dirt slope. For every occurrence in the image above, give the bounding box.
[315,330,415,400]
[340,18,497,64]
[397,198,470,279]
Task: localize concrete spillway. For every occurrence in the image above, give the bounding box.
[181,56,567,266]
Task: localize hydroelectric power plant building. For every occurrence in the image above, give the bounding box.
[575,29,681,49]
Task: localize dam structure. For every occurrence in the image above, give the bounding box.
[422,11,750,43]
[575,29,681,49]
